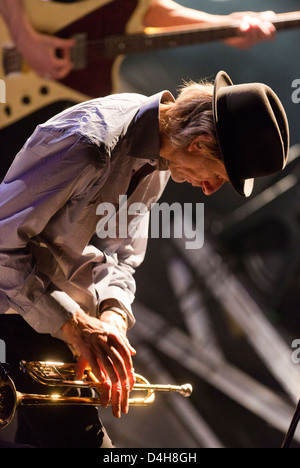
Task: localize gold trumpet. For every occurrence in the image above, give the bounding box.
[0,361,193,429]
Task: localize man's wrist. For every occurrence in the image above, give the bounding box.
[99,299,129,328]
[99,310,128,334]
[99,307,128,329]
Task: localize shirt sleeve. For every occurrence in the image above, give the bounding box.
[92,211,150,329]
[0,130,108,335]
[92,167,170,329]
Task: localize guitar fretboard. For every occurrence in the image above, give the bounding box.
[104,12,300,57]
[3,45,22,75]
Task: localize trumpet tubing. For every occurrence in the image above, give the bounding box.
[0,361,193,429]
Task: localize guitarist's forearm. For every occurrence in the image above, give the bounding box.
[143,0,225,28]
[0,0,33,43]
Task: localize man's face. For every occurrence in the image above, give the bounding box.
[165,144,229,196]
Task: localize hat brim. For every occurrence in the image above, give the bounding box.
[213,71,254,197]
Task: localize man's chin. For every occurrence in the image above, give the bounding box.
[170,173,186,184]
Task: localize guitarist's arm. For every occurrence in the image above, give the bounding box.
[0,0,74,79]
[143,0,276,49]
[0,0,277,82]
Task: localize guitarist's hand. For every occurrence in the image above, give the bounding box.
[17,29,75,80]
[226,11,276,49]
[0,0,74,79]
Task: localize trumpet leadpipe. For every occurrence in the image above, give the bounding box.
[133,382,193,398]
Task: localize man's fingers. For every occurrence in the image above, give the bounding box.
[111,382,122,418]
[73,355,111,409]
[109,332,136,368]
[92,344,133,417]
[239,15,276,45]
[111,379,131,418]
[127,366,136,391]
[74,356,89,380]
[259,10,277,22]
[96,345,122,385]
[120,380,130,416]
[93,361,128,416]
[226,11,277,50]
[97,365,112,409]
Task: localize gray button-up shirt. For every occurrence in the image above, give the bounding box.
[0,91,173,336]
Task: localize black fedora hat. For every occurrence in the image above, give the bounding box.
[213,71,289,197]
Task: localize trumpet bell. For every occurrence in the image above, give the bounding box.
[0,367,18,429]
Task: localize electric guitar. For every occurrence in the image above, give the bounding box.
[1,0,300,130]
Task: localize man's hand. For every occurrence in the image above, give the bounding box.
[61,309,136,418]
[0,0,74,79]
[16,29,75,79]
[225,11,276,49]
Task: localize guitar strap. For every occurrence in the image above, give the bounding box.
[281,399,300,448]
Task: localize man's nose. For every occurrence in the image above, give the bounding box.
[202,179,225,195]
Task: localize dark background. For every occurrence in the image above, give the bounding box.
[1,0,300,449]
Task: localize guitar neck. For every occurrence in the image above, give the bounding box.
[105,11,300,56]
[272,11,300,32]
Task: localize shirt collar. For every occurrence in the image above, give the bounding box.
[127,91,174,164]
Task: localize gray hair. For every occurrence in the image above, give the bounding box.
[165,81,222,161]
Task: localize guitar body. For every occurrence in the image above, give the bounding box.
[0,0,140,130]
[58,0,139,98]
[0,1,299,135]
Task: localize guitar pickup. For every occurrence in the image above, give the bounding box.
[70,33,87,71]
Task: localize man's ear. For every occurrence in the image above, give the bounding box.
[188,135,211,152]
